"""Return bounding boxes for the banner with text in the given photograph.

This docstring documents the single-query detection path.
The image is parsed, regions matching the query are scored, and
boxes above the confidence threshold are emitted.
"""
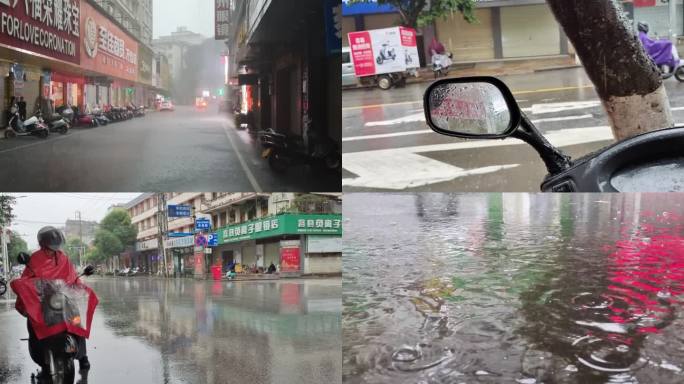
[0,0,81,64]
[217,214,342,244]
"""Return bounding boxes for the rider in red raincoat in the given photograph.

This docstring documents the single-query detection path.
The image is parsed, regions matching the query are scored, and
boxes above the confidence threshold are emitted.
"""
[14,227,93,371]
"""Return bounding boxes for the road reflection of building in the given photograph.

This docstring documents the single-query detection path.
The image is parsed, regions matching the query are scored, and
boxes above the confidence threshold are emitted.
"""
[517,195,684,381]
[94,278,341,383]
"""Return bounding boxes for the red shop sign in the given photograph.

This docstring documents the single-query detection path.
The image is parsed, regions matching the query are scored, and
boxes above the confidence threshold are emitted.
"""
[79,1,137,81]
[51,71,84,85]
[634,0,656,7]
[0,0,81,64]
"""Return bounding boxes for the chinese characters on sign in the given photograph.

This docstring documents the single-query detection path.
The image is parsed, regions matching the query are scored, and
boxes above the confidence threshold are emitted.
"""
[0,0,81,63]
[225,217,280,239]
[215,0,230,40]
[297,218,342,231]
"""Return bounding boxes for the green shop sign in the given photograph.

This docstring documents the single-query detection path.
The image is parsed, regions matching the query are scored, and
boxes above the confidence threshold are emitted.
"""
[217,214,342,244]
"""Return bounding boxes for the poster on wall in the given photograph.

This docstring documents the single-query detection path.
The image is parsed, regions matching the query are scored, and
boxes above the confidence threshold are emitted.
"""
[280,241,301,273]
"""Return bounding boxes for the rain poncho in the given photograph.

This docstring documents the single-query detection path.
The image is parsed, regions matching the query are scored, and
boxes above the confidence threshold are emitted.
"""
[11,249,98,340]
[639,31,677,69]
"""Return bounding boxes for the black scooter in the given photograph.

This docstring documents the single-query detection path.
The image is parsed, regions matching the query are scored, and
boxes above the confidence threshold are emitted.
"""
[36,110,70,135]
[260,129,341,174]
[424,76,684,192]
[0,275,6,296]
[16,252,95,384]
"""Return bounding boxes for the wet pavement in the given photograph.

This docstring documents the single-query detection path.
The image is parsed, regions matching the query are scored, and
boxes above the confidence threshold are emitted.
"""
[0,106,340,192]
[343,193,684,383]
[0,277,341,384]
[342,68,684,191]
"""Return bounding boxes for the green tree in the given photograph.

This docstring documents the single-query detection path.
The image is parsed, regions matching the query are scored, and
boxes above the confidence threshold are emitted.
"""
[65,237,88,265]
[6,231,28,264]
[99,209,137,248]
[92,229,123,262]
[347,0,476,28]
[0,194,17,227]
[89,209,137,264]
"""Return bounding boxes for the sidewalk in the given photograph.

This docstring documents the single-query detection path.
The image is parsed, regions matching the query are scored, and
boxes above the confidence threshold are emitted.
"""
[344,55,581,90]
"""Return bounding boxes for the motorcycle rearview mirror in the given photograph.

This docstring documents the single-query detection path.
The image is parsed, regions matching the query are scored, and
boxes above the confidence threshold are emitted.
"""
[423,76,521,139]
[82,265,95,276]
[17,252,30,265]
[423,76,573,176]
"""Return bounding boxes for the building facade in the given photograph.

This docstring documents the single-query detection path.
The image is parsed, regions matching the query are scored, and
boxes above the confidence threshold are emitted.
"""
[123,192,342,278]
[63,219,98,245]
[92,0,153,44]
[206,193,342,276]
[224,0,341,147]
[342,0,679,68]
[0,0,168,128]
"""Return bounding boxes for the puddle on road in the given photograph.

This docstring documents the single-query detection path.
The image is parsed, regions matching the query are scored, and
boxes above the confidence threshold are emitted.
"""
[343,193,684,384]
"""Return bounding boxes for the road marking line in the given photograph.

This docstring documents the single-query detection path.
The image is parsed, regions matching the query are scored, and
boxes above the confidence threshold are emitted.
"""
[222,122,263,193]
[347,114,594,142]
[343,126,614,189]
[0,130,87,155]
[344,129,432,142]
[342,85,596,111]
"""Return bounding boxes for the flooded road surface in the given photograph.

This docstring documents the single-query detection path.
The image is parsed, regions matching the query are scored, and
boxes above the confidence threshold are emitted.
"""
[0,278,341,384]
[343,194,684,383]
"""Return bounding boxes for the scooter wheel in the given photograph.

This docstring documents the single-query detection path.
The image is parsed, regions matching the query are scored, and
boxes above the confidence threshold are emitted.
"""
[0,281,6,296]
[38,130,49,139]
[268,151,289,173]
[59,127,68,135]
[4,130,16,139]
[675,67,684,82]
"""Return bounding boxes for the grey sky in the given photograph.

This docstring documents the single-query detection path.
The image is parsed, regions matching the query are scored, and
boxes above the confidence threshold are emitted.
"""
[153,0,215,39]
[7,194,140,251]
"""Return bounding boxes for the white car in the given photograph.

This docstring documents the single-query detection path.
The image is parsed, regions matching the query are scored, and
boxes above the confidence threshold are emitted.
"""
[159,100,175,111]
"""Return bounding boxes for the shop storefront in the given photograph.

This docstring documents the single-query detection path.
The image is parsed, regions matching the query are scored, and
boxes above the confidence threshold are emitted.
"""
[164,236,195,277]
[50,72,85,109]
[214,213,343,275]
[135,238,159,273]
[79,0,138,107]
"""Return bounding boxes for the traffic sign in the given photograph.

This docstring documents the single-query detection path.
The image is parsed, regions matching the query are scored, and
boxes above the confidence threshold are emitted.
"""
[168,204,192,217]
[195,218,211,232]
[195,234,208,247]
[168,232,194,238]
[207,233,218,247]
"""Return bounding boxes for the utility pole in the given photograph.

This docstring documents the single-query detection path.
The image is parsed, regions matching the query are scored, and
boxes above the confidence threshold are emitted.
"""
[671,0,679,43]
[157,193,168,277]
[76,210,83,267]
[1,228,8,279]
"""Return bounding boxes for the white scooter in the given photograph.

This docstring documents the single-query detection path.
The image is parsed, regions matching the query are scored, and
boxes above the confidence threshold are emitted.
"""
[432,52,453,79]
[4,105,49,139]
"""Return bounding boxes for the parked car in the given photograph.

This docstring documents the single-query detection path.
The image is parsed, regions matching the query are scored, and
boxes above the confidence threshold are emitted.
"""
[342,46,357,87]
[159,100,175,111]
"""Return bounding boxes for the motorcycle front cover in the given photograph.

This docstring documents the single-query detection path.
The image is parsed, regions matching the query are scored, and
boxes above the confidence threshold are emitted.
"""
[11,277,99,340]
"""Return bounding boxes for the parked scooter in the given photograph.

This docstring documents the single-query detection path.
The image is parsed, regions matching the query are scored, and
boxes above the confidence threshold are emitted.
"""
[424,76,684,192]
[376,42,396,65]
[260,129,342,174]
[4,105,50,139]
[11,252,97,384]
[432,52,453,78]
[36,110,70,135]
[0,275,6,296]
[91,105,110,126]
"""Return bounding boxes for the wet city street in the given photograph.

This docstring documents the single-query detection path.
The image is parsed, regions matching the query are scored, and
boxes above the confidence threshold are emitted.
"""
[0,106,340,192]
[342,68,684,191]
[0,277,341,384]
[343,193,684,383]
